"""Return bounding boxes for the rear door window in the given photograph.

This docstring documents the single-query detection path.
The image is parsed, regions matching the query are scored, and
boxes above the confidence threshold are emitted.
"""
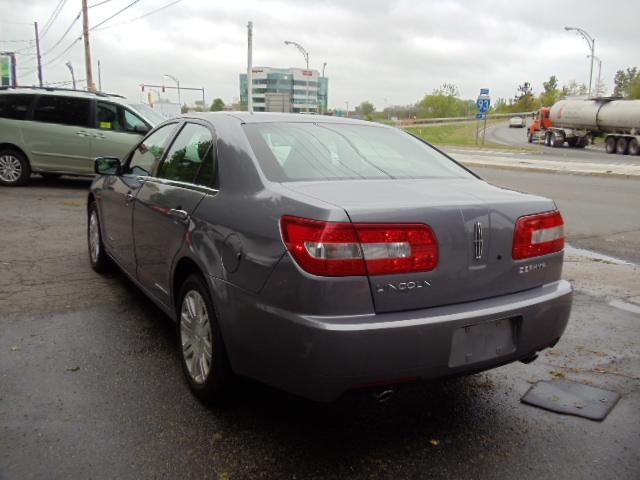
[127,123,177,176]
[33,95,91,127]
[0,94,35,120]
[157,123,216,187]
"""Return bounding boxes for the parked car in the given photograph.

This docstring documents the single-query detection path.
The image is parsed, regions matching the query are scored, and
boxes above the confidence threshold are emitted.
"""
[0,87,161,186]
[509,115,526,128]
[88,112,573,402]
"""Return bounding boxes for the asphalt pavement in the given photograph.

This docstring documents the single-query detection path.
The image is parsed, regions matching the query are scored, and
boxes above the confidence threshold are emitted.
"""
[1,175,639,480]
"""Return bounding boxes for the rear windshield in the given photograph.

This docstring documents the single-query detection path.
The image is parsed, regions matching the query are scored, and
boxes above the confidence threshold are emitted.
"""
[243,123,473,182]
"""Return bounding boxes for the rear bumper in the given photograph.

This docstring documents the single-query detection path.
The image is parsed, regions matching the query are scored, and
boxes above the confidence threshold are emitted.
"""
[217,279,572,402]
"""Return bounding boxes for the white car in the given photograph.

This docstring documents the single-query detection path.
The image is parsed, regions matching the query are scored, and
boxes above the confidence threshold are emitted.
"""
[509,116,526,128]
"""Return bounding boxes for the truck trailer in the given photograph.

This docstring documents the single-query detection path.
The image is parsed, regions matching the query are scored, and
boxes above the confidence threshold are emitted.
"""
[527,98,640,155]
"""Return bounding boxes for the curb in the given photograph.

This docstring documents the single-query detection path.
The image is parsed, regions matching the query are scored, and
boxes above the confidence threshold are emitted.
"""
[458,159,640,179]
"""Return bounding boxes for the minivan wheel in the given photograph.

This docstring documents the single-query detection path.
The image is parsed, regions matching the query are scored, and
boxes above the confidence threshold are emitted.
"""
[177,275,232,402]
[88,202,110,273]
[0,149,30,186]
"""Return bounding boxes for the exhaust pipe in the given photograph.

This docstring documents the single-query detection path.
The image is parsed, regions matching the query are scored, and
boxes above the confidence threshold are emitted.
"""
[373,388,396,403]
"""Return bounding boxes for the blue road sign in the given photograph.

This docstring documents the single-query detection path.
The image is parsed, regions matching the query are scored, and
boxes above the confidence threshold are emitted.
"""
[476,98,490,113]
[480,88,490,95]
[476,113,485,119]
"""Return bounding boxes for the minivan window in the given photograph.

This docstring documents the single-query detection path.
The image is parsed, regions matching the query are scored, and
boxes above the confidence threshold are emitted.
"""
[243,123,473,182]
[0,94,35,120]
[127,123,176,176]
[158,123,215,186]
[97,101,147,133]
[33,95,91,127]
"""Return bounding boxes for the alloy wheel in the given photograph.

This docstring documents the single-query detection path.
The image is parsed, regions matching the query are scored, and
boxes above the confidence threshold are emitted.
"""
[88,210,100,264]
[180,290,213,384]
[0,154,22,183]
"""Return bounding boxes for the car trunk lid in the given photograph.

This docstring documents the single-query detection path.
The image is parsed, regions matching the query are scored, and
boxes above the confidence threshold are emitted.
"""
[284,178,564,313]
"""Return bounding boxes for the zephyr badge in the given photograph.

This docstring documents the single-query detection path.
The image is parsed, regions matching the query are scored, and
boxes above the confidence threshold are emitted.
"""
[473,221,483,260]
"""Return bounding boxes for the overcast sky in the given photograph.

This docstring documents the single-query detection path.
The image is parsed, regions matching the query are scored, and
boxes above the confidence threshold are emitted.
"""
[1,0,638,109]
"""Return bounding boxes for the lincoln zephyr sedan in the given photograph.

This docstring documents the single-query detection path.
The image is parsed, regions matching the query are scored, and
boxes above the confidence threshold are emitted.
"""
[87,112,572,402]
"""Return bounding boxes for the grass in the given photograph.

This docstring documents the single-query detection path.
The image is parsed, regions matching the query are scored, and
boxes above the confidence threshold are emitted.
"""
[405,120,531,151]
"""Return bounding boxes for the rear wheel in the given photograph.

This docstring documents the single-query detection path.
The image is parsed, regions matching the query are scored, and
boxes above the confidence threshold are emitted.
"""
[88,201,111,273]
[566,138,578,148]
[0,148,30,186]
[544,132,551,146]
[605,136,617,154]
[629,138,640,156]
[616,137,629,155]
[177,275,232,403]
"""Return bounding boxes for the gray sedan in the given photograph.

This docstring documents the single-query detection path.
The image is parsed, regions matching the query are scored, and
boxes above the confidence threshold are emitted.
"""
[87,112,572,402]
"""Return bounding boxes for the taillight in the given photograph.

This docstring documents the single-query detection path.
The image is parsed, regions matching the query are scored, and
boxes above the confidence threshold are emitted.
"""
[513,210,564,259]
[280,215,438,277]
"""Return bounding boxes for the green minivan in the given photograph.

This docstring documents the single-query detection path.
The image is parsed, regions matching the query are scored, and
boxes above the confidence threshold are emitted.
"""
[0,87,164,186]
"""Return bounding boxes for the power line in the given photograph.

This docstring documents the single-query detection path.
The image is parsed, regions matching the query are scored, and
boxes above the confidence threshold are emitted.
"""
[41,12,81,57]
[89,0,116,7]
[91,0,142,31]
[94,0,183,31]
[40,0,69,40]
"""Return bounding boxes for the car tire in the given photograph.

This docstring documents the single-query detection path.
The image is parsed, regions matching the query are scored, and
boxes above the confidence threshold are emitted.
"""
[629,138,640,156]
[177,274,232,403]
[0,148,31,186]
[87,201,111,273]
[616,137,629,155]
[605,136,617,154]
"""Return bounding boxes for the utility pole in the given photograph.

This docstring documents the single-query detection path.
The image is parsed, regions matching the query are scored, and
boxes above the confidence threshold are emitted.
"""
[247,21,253,113]
[34,22,43,87]
[81,0,95,91]
[97,59,102,91]
[65,62,76,89]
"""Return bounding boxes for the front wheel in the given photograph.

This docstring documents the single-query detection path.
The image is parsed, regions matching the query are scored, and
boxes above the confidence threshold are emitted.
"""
[178,275,232,403]
[88,202,111,273]
[0,149,31,186]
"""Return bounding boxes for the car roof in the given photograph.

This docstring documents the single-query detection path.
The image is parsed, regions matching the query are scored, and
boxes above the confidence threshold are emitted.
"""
[0,86,128,103]
[181,111,386,127]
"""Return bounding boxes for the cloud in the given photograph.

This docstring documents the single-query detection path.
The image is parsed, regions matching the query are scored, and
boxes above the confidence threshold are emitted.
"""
[2,0,638,109]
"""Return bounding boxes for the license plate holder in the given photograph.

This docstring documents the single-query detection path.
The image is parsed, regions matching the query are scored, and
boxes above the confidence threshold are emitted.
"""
[448,317,517,368]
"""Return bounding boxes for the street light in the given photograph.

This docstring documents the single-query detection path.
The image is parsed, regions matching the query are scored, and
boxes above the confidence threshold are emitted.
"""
[284,40,311,113]
[163,73,181,105]
[564,26,595,97]
[65,61,76,89]
[587,54,603,97]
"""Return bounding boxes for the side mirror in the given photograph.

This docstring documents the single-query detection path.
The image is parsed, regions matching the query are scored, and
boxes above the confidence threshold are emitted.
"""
[134,124,150,135]
[94,156,122,175]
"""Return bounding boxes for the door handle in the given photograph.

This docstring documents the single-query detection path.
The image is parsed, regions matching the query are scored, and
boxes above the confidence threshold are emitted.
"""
[125,192,134,202]
[169,208,189,222]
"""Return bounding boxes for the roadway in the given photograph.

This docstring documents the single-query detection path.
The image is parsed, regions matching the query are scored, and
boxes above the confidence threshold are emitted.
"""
[1,174,639,479]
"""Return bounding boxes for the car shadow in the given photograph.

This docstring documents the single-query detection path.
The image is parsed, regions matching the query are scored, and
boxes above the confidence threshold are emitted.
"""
[26,174,94,190]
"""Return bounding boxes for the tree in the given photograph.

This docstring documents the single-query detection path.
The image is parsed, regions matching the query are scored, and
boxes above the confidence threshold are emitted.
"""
[511,81,539,112]
[613,67,640,97]
[180,104,189,114]
[540,75,559,106]
[357,101,375,119]
[418,83,469,118]
[629,76,640,99]
[210,98,225,111]
[561,80,588,98]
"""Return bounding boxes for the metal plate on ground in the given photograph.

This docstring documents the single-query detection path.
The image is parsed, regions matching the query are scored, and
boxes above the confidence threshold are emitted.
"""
[448,317,516,368]
[521,379,621,421]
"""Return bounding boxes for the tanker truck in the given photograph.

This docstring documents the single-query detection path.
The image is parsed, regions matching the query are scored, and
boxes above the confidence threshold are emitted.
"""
[527,98,640,155]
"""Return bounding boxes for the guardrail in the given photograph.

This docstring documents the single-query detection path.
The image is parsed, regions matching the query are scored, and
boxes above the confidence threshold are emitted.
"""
[399,112,535,126]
